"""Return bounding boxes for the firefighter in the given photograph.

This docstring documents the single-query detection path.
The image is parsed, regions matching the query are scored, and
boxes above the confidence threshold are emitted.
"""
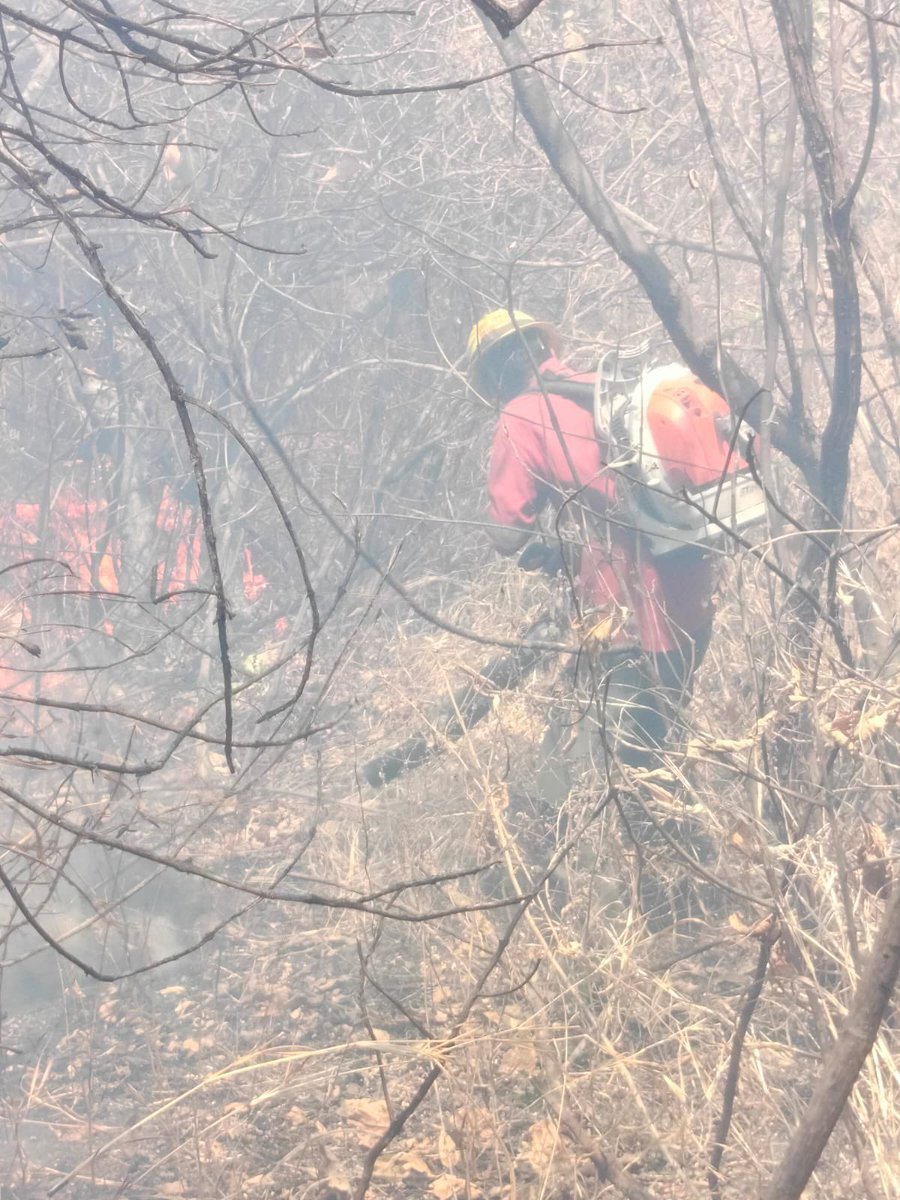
[0,437,278,702]
[0,435,121,705]
[468,309,716,772]
[152,478,287,673]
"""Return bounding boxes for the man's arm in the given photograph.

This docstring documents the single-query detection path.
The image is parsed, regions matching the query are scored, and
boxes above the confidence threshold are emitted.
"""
[488,522,531,555]
[486,401,545,556]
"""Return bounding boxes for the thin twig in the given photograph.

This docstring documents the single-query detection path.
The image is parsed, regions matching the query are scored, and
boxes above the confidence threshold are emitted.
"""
[708,926,777,1195]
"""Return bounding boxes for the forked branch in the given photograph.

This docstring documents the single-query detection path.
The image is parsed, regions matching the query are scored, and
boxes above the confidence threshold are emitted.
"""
[470,0,547,36]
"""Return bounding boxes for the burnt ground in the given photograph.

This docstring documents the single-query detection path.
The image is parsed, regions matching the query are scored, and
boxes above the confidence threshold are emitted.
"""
[0,567,893,1199]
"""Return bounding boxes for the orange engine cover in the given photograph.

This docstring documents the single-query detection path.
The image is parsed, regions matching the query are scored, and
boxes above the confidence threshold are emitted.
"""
[645,376,744,489]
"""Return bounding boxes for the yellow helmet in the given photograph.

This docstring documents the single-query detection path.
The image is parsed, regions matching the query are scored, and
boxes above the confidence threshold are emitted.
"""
[465,309,560,392]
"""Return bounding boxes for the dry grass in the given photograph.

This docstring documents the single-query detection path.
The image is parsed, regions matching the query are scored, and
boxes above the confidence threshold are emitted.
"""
[1,553,900,1200]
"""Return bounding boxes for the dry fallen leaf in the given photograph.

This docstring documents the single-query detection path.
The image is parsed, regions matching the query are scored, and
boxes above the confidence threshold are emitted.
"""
[341,1096,390,1135]
[768,941,799,980]
[374,1150,433,1181]
[856,821,891,897]
[729,818,764,863]
[517,1119,570,1174]
[430,1174,476,1199]
[499,1037,538,1075]
[320,1145,353,1197]
[438,1128,460,1170]
[449,1105,496,1151]
[580,607,629,648]
[728,912,779,943]
[858,708,893,740]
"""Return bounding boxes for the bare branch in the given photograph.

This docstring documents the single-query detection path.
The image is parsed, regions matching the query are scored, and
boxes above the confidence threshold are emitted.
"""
[469,0,547,36]
[762,884,900,1199]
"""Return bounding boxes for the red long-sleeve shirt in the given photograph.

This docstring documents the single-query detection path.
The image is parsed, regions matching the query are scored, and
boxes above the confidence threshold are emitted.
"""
[486,356,715,653]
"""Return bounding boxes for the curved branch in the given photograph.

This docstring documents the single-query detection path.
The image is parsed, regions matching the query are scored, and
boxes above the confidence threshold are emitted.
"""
[770,0,863,519]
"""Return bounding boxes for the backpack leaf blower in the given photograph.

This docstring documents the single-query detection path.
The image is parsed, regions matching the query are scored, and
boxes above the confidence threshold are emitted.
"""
[543,346,767,556]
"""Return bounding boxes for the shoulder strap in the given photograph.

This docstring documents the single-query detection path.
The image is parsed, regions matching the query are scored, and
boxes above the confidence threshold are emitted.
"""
[536,371,594,411]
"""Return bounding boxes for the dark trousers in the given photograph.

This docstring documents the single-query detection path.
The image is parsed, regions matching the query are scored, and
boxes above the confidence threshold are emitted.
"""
[575,622,712,771]
[514,623,712,921]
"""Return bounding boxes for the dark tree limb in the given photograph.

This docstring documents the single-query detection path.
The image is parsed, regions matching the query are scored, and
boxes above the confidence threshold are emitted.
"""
[470,0,546,36]
[762,882,900,1200]
[563,1113,658,1200]
[769,0,863,519]
[838,0,900,29]
[707,924,777,1195]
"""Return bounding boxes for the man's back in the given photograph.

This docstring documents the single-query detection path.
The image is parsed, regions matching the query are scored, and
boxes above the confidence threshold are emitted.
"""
[487,356,715,652]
